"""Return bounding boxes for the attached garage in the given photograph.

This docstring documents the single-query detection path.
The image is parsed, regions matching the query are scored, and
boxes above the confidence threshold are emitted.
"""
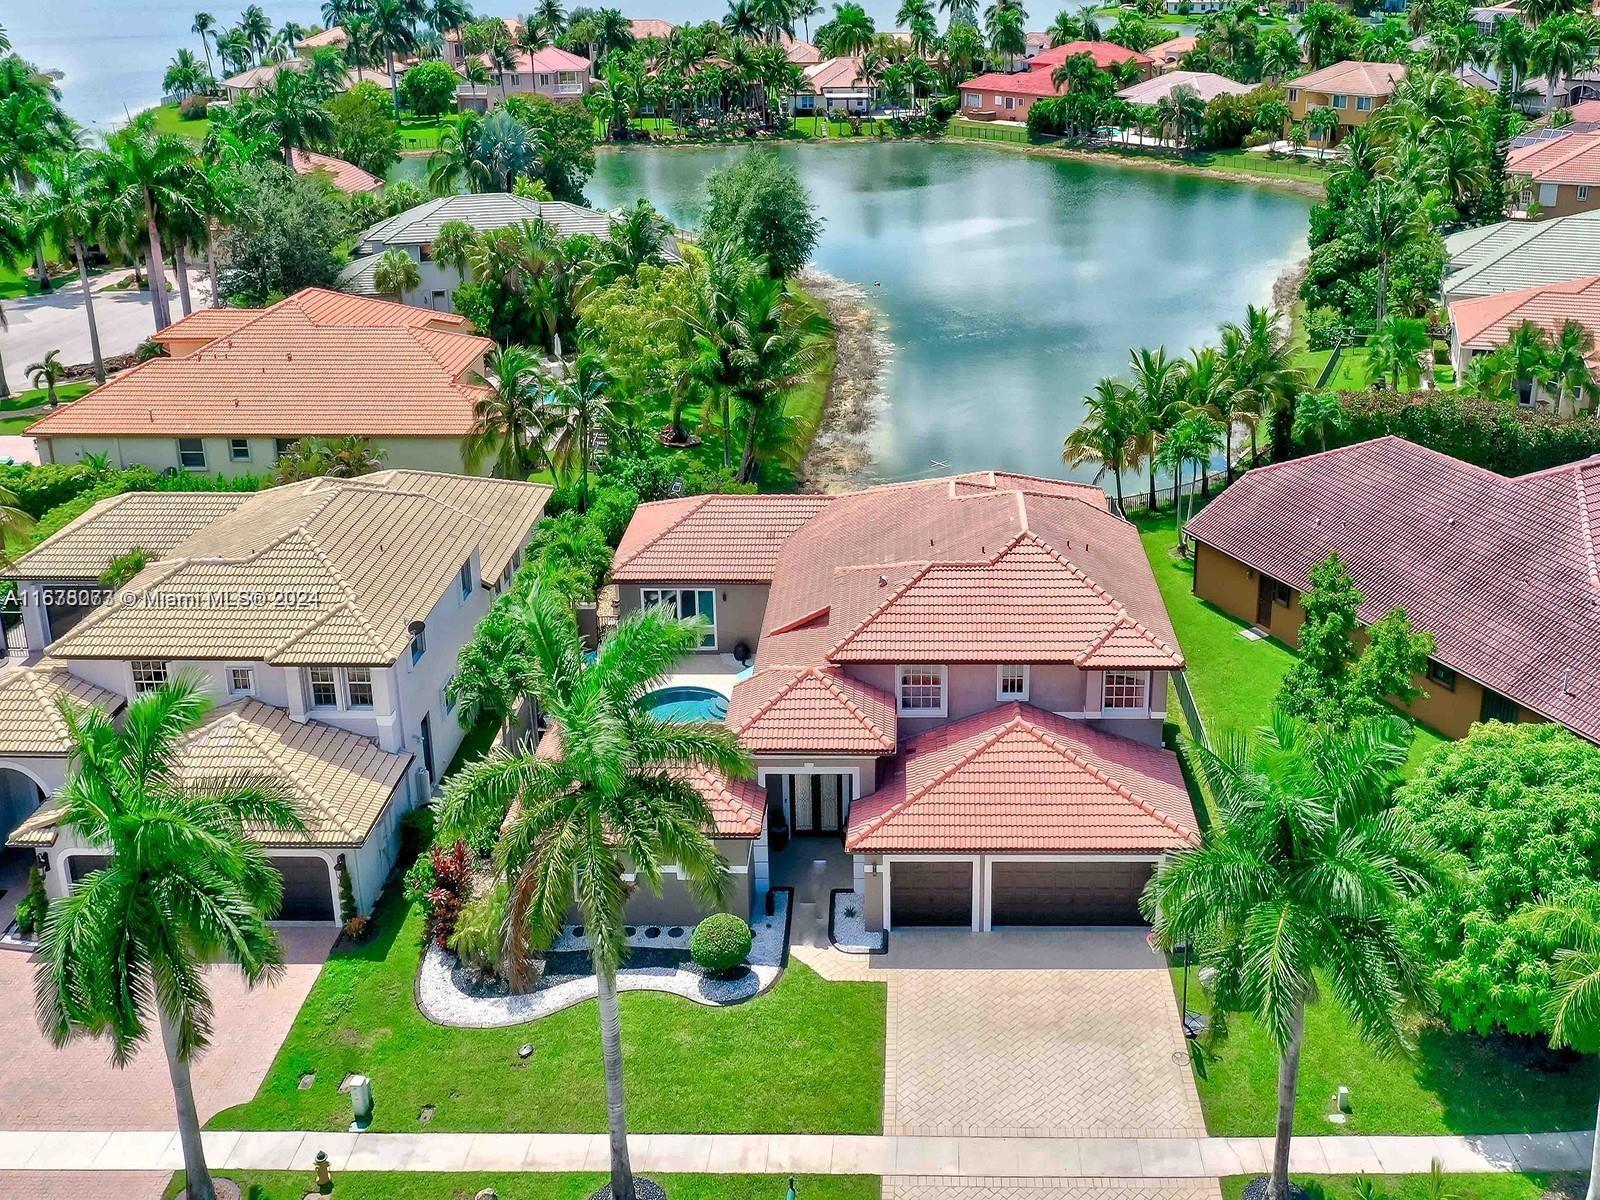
[68,852,335,923]
[888,859,975,927]
[989,859,1153,927]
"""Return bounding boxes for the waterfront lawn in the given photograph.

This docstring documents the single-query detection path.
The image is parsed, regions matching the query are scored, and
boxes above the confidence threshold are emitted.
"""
[1221,1177,1579,1200]
[397,117,447,150]
[149,101,210,141]
[1179,966,1600,1135]
[166,1174,881,1200]
[210,886,886,1135]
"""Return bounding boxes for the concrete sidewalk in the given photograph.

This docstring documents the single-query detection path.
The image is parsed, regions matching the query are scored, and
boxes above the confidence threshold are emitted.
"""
[0,1129,1590,1178]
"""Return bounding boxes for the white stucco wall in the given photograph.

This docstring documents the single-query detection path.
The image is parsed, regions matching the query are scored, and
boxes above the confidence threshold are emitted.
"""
[37,435,475,477]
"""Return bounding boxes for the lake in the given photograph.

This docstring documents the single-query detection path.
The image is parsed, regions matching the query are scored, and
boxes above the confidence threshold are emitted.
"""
[584,142,1311,485]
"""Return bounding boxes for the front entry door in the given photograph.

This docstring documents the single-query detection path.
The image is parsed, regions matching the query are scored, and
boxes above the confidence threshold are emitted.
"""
[787,773,850,835]
[1256,575,1274,625]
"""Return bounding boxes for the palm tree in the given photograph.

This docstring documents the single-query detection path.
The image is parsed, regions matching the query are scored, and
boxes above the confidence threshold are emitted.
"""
[1154,82,1204,147]
[1125,346,1178,510]
[0,481,35,563]
[539,351,619,510]
[37,678,304,1200]
[251,69,334,166]
[1548,319,1599,414]
[593,198,670,285]
[987,5,1027,70]
[1143,712,1439,1200]
[33,153,108,383]
[467,344,547,478]
[372,248,422,300]
[594,8,637,59]
[193,12,219,85]
[370,0,422,110]
[822,2,876,55]
[26,349,67,407]
[273,434,387,481]
[1353,180,1421,328]
[940,0,981,29]
[1064,378,1137,511]
[1365,315,1429,391]
[238,3,274,64]
[728,273,828,484]
[429,113,493,194]
[165,50,210,99]
[1289,388,1346,450]
[438,591,751,1200]
[1175,345,1228,490]
[1220,304,1300,466]
[534,0,568,40]
[102,112,198,332]
[1532,13,1600,114]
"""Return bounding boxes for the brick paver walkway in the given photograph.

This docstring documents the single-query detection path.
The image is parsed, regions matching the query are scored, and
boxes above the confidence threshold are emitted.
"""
[884,968,1206,1138]
[884,1177,1224,1200]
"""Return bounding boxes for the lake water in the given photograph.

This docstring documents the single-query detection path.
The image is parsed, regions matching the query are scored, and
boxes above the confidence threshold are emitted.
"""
[584,142,1311,485]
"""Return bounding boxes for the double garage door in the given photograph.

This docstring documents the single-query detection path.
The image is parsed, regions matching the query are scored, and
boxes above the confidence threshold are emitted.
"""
[68,853,336,923]
[889,859,1153,928]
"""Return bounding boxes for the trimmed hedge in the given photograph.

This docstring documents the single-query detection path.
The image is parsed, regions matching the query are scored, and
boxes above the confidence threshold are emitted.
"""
[690,912,753,975]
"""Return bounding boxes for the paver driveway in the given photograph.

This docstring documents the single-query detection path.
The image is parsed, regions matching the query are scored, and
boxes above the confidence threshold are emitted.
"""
[879,930,1206,1139]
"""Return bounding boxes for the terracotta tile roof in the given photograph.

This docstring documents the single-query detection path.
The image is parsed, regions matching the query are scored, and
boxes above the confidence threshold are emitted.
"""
[1287,59,1407,95]
[1185,436,1600,742]
[1027,40,1153,71]
[151,307,260,347]
[845,703,1198,853]
[289,149,383,194]
[628,17,677,38]
[8,699,412,848]
[801,57,870,93]
[27,288,491,440]
[960,69,1065,97]
[782,37,822,64]
[727,666,897,754]
[295,26,348,49]
[43,471,549,666]
[1449,273,1600,367]
[610,494,834,582]
[1147,35,1196,64]
[8,492,252,580]
[0,666,125,756]
[1509,130,1600,184]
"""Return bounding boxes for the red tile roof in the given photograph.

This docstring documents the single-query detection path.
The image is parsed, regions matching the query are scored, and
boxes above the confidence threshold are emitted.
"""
[1509,129,1600,184]
[289,149,383,194]
[727,665,897,754]
[610,494,835,582]
[1287,59,1406,96]
[845,703,1198,852]
[1185,436,1600,742]
[1028,40,1153,71]
[28,289,490,440]
[1450,273,1600,367]
[960,69,1065,98]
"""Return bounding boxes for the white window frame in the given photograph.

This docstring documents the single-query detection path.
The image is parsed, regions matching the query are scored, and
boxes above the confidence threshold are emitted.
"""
[307,666,339,708]
[177,438,206,470]
[1582,186,1591,201]
[1101,670,1151,715]
[344,667,374,709]
[896,664,948,716]
[410,627,427,664]
[227,665,256,696]
[1286,88,1298,103]
[963,91,979,108]
[228,438,251,462]
[1355,95,1373,111]
[996,664,1030,702]
[130,660,169,694]
[640,586,717,649]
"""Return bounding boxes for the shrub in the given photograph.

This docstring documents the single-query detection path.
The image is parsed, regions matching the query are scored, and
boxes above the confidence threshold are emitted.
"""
[690,912,753,975]
[584,484,642,546]
[99,547,151,589]
[425,839,473,948]
[402,60,459,118]
[398,805,436,870]
[1304,305,1357,351]
[403,851,437,908]
[13,866,48,938]
[337,858,359,925]
[179,94,212,120]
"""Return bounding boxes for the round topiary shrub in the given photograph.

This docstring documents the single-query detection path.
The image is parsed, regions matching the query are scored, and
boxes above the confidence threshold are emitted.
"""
[690,913,753,976]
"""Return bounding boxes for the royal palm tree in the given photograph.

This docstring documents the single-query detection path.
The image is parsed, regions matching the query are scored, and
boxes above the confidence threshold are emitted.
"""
[251,68,334,165]
[1064,378,1137,511]
[594,8,637,58]
[1353,180,1423,327]
[33,153,108,383]
[438,591,751,1200]
[37,678,304,1200]
[821,2,876,55]
[1143,713,1439,1200]
[193,12,220,84]
[987,5,1027,70]
[102,112,197,332]
[370,0,422,110]
[466,344,547,477]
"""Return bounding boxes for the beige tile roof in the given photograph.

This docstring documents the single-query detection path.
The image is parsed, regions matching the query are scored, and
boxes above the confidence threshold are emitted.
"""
[28,288,491,440]
[44,471,550,666]
[8,491,253,580]
[8,698,412,848]
[0,666,125,756]
[1288,60,1407,96]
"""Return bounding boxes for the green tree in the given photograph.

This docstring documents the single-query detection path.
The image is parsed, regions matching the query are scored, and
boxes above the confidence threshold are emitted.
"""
[36,679,304,1200]
[1143,712,1439,1200]
[372,246,421,299]
[702,150,822,280]
[1531,12,1600,115]
[1063,378,1138,511]
[26,348,67,407]
[1290,389,1346,451]
[369,0,421,110]
[1365,315,1430,390]
[246,68,334,166]
[1548,318,1599,413]
[33,152,110,383]
[327,80,402,176]
[403,59,461,116]
[272,435,386,481]
[466,344,548,478]
[437,590,751,1200]
[216,161,348,304]
[102,112,199,331]
[538,351,623,510]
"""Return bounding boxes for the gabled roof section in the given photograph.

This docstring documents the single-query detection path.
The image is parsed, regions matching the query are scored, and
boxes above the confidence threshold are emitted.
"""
[610,494,834,583]
[288,149,383,194]
[1028,40,1153,70]
[1509,129,1600,184]
[1443,210,1600,301]
[357,194,622,247]
[1287,59,1406,95]
[1449,274,1600,366]
[8,491,253,580]
[0,667,125,757]
[845,703,1198,853]
[726,665,897,754]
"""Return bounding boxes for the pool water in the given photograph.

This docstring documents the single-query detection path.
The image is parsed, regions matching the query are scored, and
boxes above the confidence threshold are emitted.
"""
[641,686,730,722]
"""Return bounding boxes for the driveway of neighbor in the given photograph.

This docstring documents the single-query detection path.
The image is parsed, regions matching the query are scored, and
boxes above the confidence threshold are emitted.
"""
[1,270,210,391]
[877,929,1207,1140]
[0,926,332,1130]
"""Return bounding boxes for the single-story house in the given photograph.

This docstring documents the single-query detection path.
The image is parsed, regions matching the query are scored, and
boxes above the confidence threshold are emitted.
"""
[288,148,383,194]
[791,57,874,114]
[1447,272,1600,410]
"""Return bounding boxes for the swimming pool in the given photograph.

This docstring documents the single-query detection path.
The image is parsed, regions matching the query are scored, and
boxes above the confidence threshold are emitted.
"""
[641,686,730,722]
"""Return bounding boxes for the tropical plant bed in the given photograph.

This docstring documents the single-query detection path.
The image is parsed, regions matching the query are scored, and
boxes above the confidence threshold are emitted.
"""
[1175,967,1600,1136]
[416,893,790,1026]
[211,887,886,1134]
[1220,1175,1580,1200]
[165,1172,881,1200]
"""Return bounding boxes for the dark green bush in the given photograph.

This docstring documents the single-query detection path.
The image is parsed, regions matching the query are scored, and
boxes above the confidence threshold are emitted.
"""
[689,912,753,975]
[398,805,437,871]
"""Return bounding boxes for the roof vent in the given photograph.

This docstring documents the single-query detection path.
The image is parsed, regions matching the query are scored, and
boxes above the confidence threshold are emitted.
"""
[878,574,888,587]
[1565,668,1577,696]
[1448,516,1457,525]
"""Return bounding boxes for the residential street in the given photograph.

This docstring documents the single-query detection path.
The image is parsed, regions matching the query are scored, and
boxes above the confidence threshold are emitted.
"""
[0,270,211,392]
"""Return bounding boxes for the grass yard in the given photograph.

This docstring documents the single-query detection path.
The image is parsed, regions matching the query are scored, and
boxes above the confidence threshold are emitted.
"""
[165,1173,880,1200]
[1178,966,1600,1136]
[397,117,448,150]
[1,381,98,414]
[1221,1177,1581,1200]
[148,101,211,141]
[211,887,886,1135]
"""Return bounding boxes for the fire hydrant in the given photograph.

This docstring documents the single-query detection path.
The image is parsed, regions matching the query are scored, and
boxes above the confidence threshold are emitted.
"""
[313,1148,333,1193]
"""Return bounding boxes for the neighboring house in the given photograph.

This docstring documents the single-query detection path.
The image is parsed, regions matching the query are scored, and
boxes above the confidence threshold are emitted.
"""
[294,25,349,52]
[1443,209,1600,302]
[288,148,383,194]
[1447,273,1600,411]
[1,470,550,924]
[960,42,1155,121]
[1284,60,1407,146]
[1472,1,1520,34]
[340,192,681,312]
[628,17,678,40]
[219,58,391,102]
[1165,0,1224,11]
[790,57,874,114]
[1508,130,1600,218]
[609,472,1200,933]
[1117,70,1253,105]
[1185,436,1600,743]
[1025,30,1051,57]
[455,45,592,110]
[1145,35,1196,73]
[27,288,494,476]
[781,35,823,66]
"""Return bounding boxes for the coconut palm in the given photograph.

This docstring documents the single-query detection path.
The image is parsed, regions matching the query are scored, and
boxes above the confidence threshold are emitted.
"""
[238,3,274,63]
[0,481,34,562]
[1548,319,1599,414]
[1064,378,1137,511]
[1154,82,1204,147]
[26,349,67,407]
[1157,409,1222,538]
[534,0,568,39]
[437,591,751,1200]
[164,50,210,99]
[1220,304,1300,466]
[36,678,304,1200]
[372,247,422,300]
[193,12,220,84]
[820,1,876,55]
[726,272,828,484]
[466,344,548,478]
[101,112,198,332]
[1175,344,1229,490]
[31,153,109,383]
[370,0,422,110]
[1533,13,1600,114]
[249,68,334,165]
[987,5,1027,69]
[1290,388,1346,451]
[1124,346,1179,510]
[1142,712,1439,1200]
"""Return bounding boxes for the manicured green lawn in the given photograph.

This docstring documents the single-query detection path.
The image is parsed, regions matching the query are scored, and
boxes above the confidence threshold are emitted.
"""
[166,1173,879,1200]
[1221,1176,1579,1200]
[1200,147,1330,185]
[1178,966,1600,1136]
[397,117,447,150]
[1,381,97,414]
[211,888,886,1135]
[148,101,210,141]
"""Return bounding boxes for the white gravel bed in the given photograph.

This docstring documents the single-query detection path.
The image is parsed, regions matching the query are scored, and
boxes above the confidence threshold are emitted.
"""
[418,892,791,1028]
[831,890,885,953]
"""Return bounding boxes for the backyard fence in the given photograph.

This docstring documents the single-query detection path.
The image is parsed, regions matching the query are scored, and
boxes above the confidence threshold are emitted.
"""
[1171,669,1209,750]
[947,120,1039,145]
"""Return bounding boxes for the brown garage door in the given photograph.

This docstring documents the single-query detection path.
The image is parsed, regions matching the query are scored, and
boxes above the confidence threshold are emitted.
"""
[67,853,335,922]
[891,860,973,927]
[990,860,1153,926]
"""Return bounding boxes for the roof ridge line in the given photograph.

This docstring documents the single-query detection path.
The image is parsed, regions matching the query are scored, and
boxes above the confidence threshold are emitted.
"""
[219,706,366,840]
[285,529,391,653]
[813,669,897,750]
[1019,713,1199,844]
[1576,463,1600,590]
[825,560,938,660]
[611,494,715,573]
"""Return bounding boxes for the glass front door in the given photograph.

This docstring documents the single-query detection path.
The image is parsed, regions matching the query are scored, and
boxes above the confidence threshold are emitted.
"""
[785,773,852,836]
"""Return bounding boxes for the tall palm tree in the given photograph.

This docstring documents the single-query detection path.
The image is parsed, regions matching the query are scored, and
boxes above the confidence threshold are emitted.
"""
[438,591,751,1200]
[1175,345,1228,491]
[238,3,274,64]
[1153,82,1204,147]
[1220,304,1300,467]
[728,273,828,484]
[31,155,106,385]
[1064,378,1137,511]
[1532,13,1599,114]
[165,49,210,99]
[1548,318,1599,414]
[594,8,637,58]
[370,0,422,111]
[101,112,197,332]
[1124,346,1178,510]
[193,12,219,85]
[534,0,568,40]
[37,679,304,1200]
[822,1,876,55]
[429,112,493,194]
[539,351,618,510]
[987,5,1027,70]
[467,344,547,478]
[1143,712,1439,1200]
[250,69,334,166]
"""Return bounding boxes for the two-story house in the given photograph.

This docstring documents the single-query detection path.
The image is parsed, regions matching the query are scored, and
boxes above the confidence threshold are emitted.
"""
[1507,130,1600,218]
[27,289,495,478]
[0,470,550,925]
[445,24,591,108]
[608,472,1200,934]
[1447,273,1600,412]
[1284,60,1407,147]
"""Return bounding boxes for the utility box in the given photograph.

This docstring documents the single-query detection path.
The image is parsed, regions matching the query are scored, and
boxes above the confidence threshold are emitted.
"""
[349,1075,374,1131]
